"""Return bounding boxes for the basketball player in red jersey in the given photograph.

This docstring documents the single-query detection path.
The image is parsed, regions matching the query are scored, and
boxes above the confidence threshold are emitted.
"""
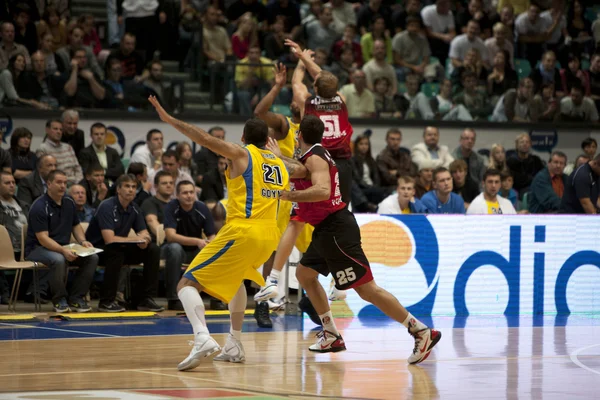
[267,115,441,364]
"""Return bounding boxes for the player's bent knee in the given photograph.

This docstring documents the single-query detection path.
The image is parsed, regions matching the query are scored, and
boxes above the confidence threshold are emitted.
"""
[354,281,378,302]
[177,276,202,293]
[295,264,318,285]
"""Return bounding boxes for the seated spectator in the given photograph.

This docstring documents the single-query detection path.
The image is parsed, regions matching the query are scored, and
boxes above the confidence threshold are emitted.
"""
[507,132,544,198]
[582,137,598,160]
[421,0,456,67]
[361,15,393,64]
[529,151,567,214]
[451,48,488,91]
[560,153,600,214]
[78,14,101,56]
[143,61,178,111]
[200,156,227,207]
[377,176,428,214]
[356,0,393,35]
[25,170,98,313]
[485,23,514,67]
[36,6,68,52]
[0,54,49,108]
[37,119,83,186]
[535,82,560,121]
[61,110,85,156]
[38,33,60,77]
[117,0,159,61]
[560,54,590,96]
[351,135,386,213]
[557,83,599,122]
[69,184,94,223]
[103,57,149,109]
[392,16,432,83]
[430,78,474,121]
[456,0,492,39]
[488,143,509,172]
[451,128,486,185]
[176,142,200,185]
[193,127,224,183]
[130,129,164,172]
[203,6,233,64]
[56,25,103,77]
[530,50,563,97]
[329,0,357,36]
[0,172,28,261]
[499,171,518,207]
[453,71,493,120]
[232,13,259,60]
[414,160,435,198]
[9,127,37,183]
[329,45,357,88]
[493,5,516,43]
[492,77,542,122]
[411,125,454,169]
[0,21,31,70]
[16,154,57,207]
[497,0,529,16]
[364,39,397,95]
[564,154,591,176]
[13,4,38,55]
[266,0,302,37]
[339,69,376,118]
[305,6,338,53]
[450,159,480,208]
[566,0,593,58]
[141,171,174,243]
[85,174,163,313]
[61,47,106,108]
[332,25,363,67]
[467,169,517,214]
[392,0,423,34]
[79,164,109,209]
[148,150,194,199]
[227,0,268,26]
[539,0,567,60]
[78,122,124,183]
[107,33,145,81]
[313,48,331,71]
[234,46,274,115]
[514,4,554,68]
[301,0,322,27]
[163,181,216,310]
[373,77,402,118]
[589,54,600,112]
[16,51,62,109]
[487,50,518,102]
[421,166,466,213]
[264,16,287,61]
[376,129,418,191]
[396,74,435,120]
[127,162,152,206]
[449,20,490,74]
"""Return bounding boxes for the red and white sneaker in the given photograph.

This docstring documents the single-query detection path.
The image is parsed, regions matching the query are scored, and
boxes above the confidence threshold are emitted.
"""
[407,328,442,364]
[308,330,347,353]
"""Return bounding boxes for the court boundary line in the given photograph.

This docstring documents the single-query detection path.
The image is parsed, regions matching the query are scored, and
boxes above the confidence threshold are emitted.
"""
[570,343,600,375]
[0,322,121,338]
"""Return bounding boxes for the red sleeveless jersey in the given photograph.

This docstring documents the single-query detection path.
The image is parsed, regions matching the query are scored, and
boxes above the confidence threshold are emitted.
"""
[292,144,346,226]
[304,95,353,159]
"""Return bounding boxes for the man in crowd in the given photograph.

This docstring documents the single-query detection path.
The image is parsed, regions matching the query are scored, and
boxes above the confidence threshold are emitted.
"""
[451,128,486,185]
[377,176,427,214]
[450,159,480,208]
[411,126,454,170]
[79,164,109,208]
[127,162,152,206]
[69,184,94,223]
[467,169,517,214]
[421,167,466,213]
[61,110,85,155]
[130,129,164,172]
[529,151,568,214]
[78,122,124,182]
[25,170,98,313]
[148,150,194,198]
[506,133,544,198]
[0,172,29,261]
[16,155,57,206]
[200,156,227,208]
[141,171,174,244]
[37,119,83,186]
[376,128,418,191]
[560,153,600,214]
[193,127,225,185]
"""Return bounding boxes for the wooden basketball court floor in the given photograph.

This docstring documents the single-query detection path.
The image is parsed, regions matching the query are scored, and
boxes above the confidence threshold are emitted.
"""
[1,309,599,400]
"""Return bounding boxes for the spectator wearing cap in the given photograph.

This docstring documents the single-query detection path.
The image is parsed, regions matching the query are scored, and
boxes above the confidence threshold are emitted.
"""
[411,126,454,170]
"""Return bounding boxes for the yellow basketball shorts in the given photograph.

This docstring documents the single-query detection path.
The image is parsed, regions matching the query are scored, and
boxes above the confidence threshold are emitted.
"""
[183,219,280,303]
[278,200,314,254]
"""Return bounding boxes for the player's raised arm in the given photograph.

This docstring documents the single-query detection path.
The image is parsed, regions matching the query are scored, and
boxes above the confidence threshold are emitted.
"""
[281,155,330,202]
[254,63,289,140]
[292,59,311,116]
[149,96,246,161]
[285,39,322,80]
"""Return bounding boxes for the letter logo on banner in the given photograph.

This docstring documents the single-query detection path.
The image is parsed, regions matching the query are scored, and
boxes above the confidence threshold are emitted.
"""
[0,111,13,144]
[555,250,600,314]
[106,126,126,158]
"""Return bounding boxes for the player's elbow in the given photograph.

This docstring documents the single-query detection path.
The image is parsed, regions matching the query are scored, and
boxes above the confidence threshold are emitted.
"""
[317,186,331,201]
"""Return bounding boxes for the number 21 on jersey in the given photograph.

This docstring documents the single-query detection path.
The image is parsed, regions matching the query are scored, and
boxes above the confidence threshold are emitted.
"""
[320,115,341,138]
[262,164,283,186]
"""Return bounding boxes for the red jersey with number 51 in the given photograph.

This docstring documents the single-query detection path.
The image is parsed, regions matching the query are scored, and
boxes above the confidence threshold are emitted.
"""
[304,95,353,159]
[292,144,346,226]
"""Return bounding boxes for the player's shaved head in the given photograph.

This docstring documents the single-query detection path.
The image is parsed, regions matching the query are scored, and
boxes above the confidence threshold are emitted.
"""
[299,115,324,145]
[314,71,338,99]
[242,117,269,148]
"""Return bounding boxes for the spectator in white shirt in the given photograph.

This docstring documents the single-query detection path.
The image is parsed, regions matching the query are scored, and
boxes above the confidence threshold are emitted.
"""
[421,0,456,66]
[411,125,454,169]
[377,175,428,214]
[539,0,567,56]
[130,129,164,172]
[363,39,398,95]
[449,19,490,73]
[330,0,356,35]
[514,3,559,68]
[467,168,517,214]
[557,83,600,123]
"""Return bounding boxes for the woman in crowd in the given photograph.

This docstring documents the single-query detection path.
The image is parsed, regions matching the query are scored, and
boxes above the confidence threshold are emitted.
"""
[430,79,473,121]
[560,53,591,96]
[9,127,37,183]
[451,48,488,91]
[38,32,59,76]
[36,6,67,52]
[0,55,49,109]
[350,135,386,213]
[360,14,392,64]
[176,142,200,185]
[487,50,518,104]
[231,13,258,60]
[488,143,509,172]
[373,77,402,118]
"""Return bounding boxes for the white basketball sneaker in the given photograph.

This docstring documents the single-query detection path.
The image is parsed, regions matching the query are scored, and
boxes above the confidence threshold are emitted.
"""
[253,277,279,302]
[328,285,347,301]
[177,332,221,371]
[214,334,246,363]
[407,328,442,364]
[308,330,347,353]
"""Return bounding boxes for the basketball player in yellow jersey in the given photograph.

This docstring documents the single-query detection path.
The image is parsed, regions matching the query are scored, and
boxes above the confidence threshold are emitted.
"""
[149,96,289,371]
[253,63,314,326]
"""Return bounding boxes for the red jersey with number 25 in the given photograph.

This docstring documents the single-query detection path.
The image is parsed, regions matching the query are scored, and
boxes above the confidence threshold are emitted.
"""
[292,144,346,226]
[304,95,353,159]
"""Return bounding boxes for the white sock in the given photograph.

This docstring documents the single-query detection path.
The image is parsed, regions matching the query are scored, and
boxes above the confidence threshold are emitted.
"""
[230,328,242,341]
[401,313,427,333]
[178,286,209,336]
[268,270,281,283]
[319,311,339,335]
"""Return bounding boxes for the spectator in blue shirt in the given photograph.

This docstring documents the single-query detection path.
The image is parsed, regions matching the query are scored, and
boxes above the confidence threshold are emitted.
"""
[421,167,466,214]
[560,154,600,214]
[163,181,217,310]
[86,174,163,313]
[25,170,98,313]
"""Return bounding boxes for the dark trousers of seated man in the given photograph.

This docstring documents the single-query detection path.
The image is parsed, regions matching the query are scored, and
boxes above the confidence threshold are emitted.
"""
[161,242,197,301]
[99,242,160,305]
[26,246,98,304]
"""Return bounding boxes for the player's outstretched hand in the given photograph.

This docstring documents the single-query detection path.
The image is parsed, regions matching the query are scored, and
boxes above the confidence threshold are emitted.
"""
[149,95,171,123]
[274,63,287,87]
[284,39,302,54]
[266,137,283,158]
